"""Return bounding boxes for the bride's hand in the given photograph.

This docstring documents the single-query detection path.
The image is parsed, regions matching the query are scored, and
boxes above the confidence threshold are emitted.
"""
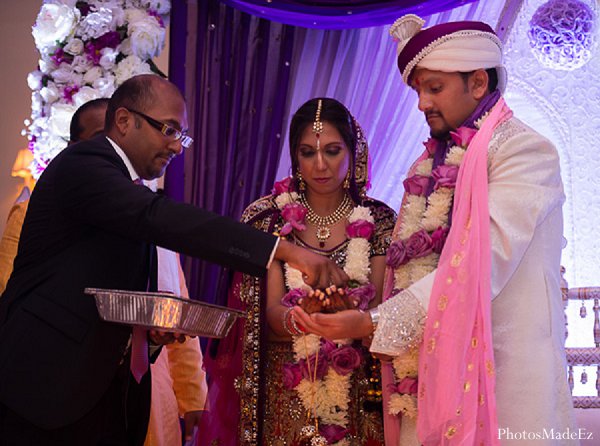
[291,306,374,340]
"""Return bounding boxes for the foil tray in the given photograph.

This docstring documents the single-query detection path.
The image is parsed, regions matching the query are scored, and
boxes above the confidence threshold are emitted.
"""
[85,288,244,338]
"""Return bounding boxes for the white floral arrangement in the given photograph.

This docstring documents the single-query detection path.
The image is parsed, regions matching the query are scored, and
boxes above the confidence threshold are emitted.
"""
[25,0,170,178]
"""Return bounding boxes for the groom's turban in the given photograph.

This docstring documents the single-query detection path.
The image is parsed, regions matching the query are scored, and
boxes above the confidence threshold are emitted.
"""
[390,15,506,92]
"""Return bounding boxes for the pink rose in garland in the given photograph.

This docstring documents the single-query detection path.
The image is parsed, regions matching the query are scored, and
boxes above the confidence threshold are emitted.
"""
[386,240,408,268]
[394,377,418,396]
[403,174,430,196]
[320,424,349,444]
[280,203,307,236]
[346,283,376,311]
[346,219,375,239]
[432,164,459,190]
[423,137,438,155]
[450,126,477,148]
[272,176,295,195]
[282,363,302,390]
[300,354,329,380]
[281,288,308,307]
[431,226,450,254]
[405,229,433,259]
[330,345,362,376]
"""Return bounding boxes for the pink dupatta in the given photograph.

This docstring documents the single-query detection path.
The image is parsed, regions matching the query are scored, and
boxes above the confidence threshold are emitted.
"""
[417,98,512,445]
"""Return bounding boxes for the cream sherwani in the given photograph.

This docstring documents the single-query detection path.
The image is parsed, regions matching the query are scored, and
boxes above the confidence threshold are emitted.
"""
[372,117,577,445]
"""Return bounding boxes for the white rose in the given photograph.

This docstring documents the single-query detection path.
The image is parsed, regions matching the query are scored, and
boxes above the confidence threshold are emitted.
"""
[119,38,133,56]
[77,7,115,40]
[109,7,126,28]
[99,47,119,70]
[83,66,103,85]
[125,8,147,25]
[73,86,102,108]
[31,92,44,114]
[32,4,80,51]
[27,71,43,90]
[94,74,117,96]
[63,38,84,56]
[51,64,76,84]
[114,55,152,85]
[40,82,61,104]
[139,0,171,15]
[71,55,94,74]
[49,103,77,139]
[39,56,57,74]
[128,16,165,60]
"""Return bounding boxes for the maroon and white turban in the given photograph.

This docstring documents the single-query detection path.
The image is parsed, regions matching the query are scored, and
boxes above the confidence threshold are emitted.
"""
[390,14,506,92]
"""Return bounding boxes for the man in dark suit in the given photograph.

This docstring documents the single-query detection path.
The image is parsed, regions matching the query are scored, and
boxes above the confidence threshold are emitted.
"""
[0,74,346,445]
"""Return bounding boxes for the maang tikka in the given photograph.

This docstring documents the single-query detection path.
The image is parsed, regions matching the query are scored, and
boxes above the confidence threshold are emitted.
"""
[312,99,324,150]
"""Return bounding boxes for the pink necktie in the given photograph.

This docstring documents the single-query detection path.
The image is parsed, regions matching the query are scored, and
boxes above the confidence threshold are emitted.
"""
[130,176,149,383]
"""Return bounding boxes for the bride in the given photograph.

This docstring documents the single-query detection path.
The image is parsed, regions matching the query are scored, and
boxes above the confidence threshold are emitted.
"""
[200,98,396,446]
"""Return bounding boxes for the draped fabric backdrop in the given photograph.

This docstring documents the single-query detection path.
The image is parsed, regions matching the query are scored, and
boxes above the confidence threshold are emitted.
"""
[167,0,508,304]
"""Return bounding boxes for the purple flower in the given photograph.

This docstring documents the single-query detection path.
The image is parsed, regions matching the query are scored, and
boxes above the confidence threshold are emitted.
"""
[431,226,449,254]
[62,85,80,104]
[147,10,165,27]
[346,283,376,311]
[346,219,375,239]
[396,377,418,396]
[423,137,438,155]
[281,288,308,307]
[272,177,294,195]
[405,229,433,260]
[320,339,337,357]
[319,424,349,443]
[281,203,307,234]
[50,48,69,65]
[94,31,121,50]
[403,175,430,196]
[386,240,408,268]
[450,127,477,147]
[300,354,329,380]
[282,362,302,390]
[431,164,459,190]
[330,345,362,376]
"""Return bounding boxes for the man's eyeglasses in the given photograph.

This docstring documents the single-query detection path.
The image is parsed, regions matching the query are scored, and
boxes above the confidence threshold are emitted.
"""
[125,107,193,149]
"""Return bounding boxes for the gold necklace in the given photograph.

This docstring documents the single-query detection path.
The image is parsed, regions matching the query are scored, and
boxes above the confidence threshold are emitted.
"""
[298,193,353,247]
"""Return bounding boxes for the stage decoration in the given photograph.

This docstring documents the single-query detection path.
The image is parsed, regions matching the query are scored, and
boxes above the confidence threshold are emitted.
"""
[528,0,596,71]
[272,176,375,445]
[24,0,170,178]
[385,125,477,418]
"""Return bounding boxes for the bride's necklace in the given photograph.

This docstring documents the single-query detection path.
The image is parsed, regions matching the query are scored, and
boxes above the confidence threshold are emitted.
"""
[298,193,353,247]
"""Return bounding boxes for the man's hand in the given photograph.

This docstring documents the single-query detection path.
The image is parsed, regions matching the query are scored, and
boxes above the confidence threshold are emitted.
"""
[275,240,349,289]
[148,329,186,345]
[291,306,373,340]
[182,410,204,443]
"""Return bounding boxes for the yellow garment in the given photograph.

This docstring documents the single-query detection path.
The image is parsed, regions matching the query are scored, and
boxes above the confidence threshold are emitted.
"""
[0,200,28,294]
[145,249,207,446]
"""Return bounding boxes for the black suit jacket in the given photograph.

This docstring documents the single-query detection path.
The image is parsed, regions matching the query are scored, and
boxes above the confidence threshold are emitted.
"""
[0,136,276,429]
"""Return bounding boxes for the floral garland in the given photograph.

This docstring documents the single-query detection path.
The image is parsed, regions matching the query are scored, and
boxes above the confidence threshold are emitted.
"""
[25,0,170,178]
[272,176,376,446]
[385,126,478,419]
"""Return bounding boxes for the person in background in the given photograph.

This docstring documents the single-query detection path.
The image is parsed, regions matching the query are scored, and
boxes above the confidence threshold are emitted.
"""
[0,98,109,294]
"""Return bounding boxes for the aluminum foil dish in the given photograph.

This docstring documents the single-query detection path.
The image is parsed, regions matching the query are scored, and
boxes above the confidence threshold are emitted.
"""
[85,288,244,338]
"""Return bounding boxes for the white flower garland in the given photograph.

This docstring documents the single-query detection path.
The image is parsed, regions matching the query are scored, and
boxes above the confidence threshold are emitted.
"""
[277,194,374,445]
[393,146,466,291]
[389,142,467,419]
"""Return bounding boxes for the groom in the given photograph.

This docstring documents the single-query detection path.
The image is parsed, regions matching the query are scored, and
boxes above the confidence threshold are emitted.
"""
[294,15,576,445]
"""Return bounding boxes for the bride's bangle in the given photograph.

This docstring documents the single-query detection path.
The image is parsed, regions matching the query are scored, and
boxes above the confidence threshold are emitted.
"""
[283,307,303,336]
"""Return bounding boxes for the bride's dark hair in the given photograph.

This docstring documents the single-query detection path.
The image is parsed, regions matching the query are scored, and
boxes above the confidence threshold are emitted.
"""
[289,97,361,202]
